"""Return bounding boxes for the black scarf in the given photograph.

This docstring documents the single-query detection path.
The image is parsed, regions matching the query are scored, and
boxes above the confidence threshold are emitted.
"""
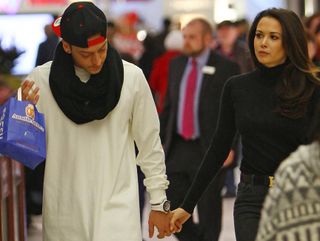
[49,42,123,124]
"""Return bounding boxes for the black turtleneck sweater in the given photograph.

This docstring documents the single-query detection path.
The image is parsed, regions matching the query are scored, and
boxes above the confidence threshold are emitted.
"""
[181,63,320,213]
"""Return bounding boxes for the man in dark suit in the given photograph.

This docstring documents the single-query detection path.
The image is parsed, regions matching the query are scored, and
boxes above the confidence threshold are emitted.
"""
[35,24,59,66]
[160,18,240,241]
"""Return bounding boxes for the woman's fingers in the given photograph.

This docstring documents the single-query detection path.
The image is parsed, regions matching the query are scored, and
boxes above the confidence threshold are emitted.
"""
[170,208,190,233]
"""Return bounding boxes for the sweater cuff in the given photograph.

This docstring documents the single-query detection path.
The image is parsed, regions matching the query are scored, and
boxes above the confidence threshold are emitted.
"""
[180,200,196,214]
[148,189,167,205]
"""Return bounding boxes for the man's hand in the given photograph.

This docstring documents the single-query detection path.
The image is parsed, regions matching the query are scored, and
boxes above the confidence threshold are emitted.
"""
[169,208,191,233]
[148,210,172,239]
[223,149,235,168]
[21,80,40,105]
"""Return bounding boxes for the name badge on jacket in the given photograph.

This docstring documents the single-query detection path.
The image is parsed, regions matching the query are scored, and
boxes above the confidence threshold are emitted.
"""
[202,66,216,75]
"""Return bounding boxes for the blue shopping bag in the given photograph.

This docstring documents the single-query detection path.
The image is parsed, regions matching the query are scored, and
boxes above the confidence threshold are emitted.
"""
[0,96,46,169]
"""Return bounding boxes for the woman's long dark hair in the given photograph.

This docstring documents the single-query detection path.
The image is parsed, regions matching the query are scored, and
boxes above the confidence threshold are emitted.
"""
[248,8,320,119]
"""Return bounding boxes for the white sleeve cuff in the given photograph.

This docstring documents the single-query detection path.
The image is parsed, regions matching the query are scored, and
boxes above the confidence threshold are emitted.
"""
[148,189,167,205]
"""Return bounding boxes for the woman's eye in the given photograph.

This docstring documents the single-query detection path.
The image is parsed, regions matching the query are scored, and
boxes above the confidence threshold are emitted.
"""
[255,33,263,38]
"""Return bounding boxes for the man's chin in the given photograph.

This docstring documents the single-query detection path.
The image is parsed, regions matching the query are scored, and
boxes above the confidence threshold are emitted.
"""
[88,67,102,74]
[183,49,198,57]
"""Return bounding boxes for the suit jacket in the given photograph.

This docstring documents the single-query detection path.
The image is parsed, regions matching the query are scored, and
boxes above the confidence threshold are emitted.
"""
[160,50,240,161]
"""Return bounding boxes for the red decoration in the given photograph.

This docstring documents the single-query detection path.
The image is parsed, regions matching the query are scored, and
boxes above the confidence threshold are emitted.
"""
[28,0,67,5]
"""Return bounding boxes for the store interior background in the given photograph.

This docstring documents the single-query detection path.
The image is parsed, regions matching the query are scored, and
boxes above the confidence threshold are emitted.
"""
[0,0,319,241]
[0,0,319,79]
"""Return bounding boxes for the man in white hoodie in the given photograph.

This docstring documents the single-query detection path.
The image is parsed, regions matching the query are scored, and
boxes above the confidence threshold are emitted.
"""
[21,2,172,240]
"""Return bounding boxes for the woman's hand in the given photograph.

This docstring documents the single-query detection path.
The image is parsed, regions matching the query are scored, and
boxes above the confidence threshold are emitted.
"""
[21,80,40,105]
[169,208,191,233]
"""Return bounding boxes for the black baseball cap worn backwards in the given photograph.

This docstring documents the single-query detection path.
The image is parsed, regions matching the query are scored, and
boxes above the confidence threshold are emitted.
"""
[52,1,107,48]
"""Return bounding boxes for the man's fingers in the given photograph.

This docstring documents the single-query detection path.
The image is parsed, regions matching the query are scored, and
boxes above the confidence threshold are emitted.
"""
[157,230,165,239]
[176,225,182,233]
[22,80,29,88]
[170,220,182,233]
[33,87,40,95]
[170,217,178,231]
[21,80,39,104]
[29,87,40,104]
[34,95,40,105]
[148,222,154,238]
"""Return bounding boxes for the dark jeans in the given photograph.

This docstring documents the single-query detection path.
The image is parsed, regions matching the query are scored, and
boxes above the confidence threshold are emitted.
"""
[234,182,269,241]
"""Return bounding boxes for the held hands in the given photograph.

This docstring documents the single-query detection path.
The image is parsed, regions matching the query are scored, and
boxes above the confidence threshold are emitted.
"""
[148,208,191,238]
[21,80,40,105]
[148,210,172,239]
[169,208,191,233]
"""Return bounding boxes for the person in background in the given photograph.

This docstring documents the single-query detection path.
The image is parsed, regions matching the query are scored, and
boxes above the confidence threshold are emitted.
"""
[138,34,162,80]
[35,23,59,67]
[305,30,319,66]
[106,20,117,46]
[255,103,320,241]
[304,12,320,37]
[149,30,183,113]
[314,23,320,63]
[153,17,173,55]
[112,12,143,61]
[161,18,240,241]
[170,8,320,241]
[216,20,254,74]
[305,13,320,62]
[20,2,172,240]
[234,18,250,42]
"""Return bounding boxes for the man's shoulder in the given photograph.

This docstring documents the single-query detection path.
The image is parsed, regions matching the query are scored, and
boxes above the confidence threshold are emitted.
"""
[122,60,142,73]
[209,51,236,66]
[170,55,188,65]
[29,61,52,78]
[34,61,52,72]
[122,60,146,87]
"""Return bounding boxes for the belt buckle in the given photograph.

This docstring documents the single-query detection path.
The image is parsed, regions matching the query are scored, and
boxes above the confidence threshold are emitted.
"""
[269,176,274,188]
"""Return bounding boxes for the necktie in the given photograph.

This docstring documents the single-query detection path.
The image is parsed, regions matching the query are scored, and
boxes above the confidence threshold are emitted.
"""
[182,58,197,140]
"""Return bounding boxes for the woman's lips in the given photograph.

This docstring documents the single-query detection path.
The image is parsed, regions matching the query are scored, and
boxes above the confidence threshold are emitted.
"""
[257,51,269,56]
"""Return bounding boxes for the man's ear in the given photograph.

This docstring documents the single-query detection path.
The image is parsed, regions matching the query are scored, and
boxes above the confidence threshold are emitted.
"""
[62,40,72,54]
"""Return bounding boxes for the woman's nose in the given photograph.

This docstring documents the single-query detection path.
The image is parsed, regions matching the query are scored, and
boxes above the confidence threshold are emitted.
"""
[261,37,268,47]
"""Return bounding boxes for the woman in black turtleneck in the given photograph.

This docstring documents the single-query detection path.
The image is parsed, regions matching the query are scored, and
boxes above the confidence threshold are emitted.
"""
[170,8,320,241]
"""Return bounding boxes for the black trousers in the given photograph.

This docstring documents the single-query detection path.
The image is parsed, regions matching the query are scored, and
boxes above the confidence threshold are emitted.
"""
[166,134,226,241]
[234,182,269,241]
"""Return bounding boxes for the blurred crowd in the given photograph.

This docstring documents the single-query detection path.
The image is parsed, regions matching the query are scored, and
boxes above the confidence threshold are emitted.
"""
[0,8,320,241]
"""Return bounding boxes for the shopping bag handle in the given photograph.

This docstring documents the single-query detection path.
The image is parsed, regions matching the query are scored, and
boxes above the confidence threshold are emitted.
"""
[17,87,22,101]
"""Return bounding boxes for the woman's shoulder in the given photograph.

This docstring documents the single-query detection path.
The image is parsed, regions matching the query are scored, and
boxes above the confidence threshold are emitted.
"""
[226,69,258,87]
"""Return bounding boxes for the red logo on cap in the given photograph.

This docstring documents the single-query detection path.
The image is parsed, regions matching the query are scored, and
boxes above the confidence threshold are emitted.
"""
[52,16,62,37]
